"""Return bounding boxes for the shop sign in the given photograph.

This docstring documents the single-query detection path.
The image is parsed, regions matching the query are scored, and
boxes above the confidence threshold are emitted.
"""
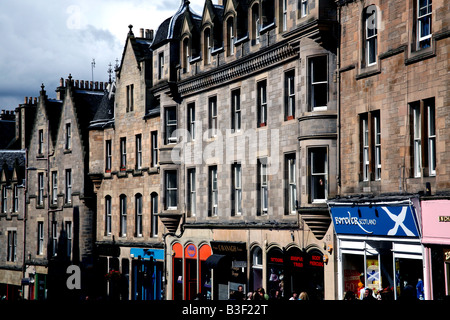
[309,254,324,267]
[186,244,197,258]
[130,248,164,261]
[290,255,304,268]
[330,205,420,237]
[211,241,246,254]
[439,216,450,222]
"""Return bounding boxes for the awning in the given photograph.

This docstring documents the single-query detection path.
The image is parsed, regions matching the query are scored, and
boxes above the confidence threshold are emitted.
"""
[205,254,230,269]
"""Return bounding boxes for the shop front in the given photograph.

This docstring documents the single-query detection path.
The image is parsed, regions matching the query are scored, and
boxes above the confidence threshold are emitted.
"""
[130,248,164,300]
[421,199,450,300]
[329,198,424,300]
[266,246,324,300]
[206,241,247,300]
[171,242,212,300]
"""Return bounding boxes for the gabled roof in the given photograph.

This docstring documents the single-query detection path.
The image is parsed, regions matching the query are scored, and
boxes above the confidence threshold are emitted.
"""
[0,150,25,184]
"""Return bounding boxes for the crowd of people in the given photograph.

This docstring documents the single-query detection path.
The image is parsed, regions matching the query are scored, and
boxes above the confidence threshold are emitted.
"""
[229,286,309,301]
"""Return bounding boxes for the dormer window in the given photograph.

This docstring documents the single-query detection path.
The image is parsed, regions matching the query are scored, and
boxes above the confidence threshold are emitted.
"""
[183,38,190,73]
[251,4,261,45]
[227,17,235,56]
[204,28,212,65]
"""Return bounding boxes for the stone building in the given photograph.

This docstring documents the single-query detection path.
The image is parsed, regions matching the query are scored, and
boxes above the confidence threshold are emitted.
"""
[22,78,107,300]
[329,0,449,300]
[0,150,25,300]
[88,27,163,300]
[152,0,338,300]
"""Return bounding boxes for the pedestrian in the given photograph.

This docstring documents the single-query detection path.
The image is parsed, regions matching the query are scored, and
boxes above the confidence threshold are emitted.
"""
[299,292,309,300]
[362,288,377,301]
[247,291,253,300]
[289,292,299,300]
[343,291,356,300]
[254,287,266,300]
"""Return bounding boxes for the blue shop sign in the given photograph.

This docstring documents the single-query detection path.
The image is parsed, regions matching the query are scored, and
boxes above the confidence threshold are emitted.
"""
[130,248,164,261]
[330,205,420,237]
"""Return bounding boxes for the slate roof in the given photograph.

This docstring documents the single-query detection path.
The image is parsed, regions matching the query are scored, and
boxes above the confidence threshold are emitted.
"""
[0,150,25,183]
[152,0,202,48]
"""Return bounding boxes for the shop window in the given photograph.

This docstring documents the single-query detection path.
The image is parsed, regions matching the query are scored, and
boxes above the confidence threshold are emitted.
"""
[309,147,327,203]
[251,247,263,292]
[267,248,284,297]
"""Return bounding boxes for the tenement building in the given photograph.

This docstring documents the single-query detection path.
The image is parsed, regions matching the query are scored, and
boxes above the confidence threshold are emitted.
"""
[22,78,107,300]
[0,150,25,300]
[152,0,338,300]
[329,0,449,300]
[88,27,163,300]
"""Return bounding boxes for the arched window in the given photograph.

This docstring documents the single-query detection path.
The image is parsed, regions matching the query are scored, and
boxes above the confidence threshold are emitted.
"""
[363,5,378,66]
[135,194,143,237]
[120,194,127,236]
[105,195,112,235]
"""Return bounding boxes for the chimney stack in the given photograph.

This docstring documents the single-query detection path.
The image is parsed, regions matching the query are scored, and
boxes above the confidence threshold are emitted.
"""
[145,29,154,40]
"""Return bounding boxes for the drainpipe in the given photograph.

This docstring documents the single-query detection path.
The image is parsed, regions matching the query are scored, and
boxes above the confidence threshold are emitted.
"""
[22,148,28,298]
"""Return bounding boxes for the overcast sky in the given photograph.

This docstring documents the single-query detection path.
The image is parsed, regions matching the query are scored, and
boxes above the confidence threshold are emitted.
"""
[0,0,205,110]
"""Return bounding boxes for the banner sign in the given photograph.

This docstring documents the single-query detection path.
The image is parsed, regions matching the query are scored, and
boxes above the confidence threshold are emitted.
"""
[330,205,419,237]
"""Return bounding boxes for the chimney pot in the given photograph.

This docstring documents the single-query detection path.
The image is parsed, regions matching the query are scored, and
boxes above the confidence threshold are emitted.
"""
[140,28,144,38]
[24,97,28,104]
[75,80,79,88]
[145,29,154,40]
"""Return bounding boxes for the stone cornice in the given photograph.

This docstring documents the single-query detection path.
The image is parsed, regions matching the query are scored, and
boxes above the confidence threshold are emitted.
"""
[177,41,299,96]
